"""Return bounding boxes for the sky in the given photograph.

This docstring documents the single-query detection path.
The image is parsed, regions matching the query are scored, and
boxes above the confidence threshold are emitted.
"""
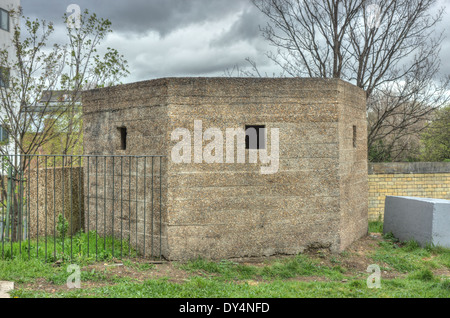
[18,0,450,85]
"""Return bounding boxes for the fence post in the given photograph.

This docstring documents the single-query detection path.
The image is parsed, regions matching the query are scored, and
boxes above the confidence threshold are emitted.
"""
[5,166,12,242]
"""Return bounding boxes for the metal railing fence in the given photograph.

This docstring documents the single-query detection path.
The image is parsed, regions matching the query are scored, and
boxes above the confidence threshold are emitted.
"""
[0,154,164,262]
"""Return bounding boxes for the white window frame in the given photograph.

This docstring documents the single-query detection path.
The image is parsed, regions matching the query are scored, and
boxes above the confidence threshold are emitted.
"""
[0,8,9,32]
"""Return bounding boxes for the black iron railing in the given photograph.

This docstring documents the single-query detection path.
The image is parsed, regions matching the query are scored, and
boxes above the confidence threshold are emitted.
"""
[0,154,164,262]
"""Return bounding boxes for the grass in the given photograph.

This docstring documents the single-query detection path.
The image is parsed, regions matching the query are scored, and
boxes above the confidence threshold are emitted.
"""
[368,219,384,233]
[179,255,346,281]
[1,221,450,298]
[1,231,138,262]
[10,275,450,298]
[0,231,140,286]
[0,258,130,286]
[370,232,450,274]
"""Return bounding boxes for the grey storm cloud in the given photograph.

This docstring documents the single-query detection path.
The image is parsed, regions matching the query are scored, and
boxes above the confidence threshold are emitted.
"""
[18,0,450,82]
[211,7,265,47]
[18,0,275,81]
[20,0,255,36]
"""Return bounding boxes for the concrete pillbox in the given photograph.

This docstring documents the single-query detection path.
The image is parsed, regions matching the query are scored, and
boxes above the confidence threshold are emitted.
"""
[383,196,450,248]
[82,77,369,260]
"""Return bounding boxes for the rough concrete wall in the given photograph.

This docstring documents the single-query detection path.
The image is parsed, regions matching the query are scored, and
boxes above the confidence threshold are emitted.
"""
[82,79,169,156]
[337,81,368,251]
[28,167,84,239]
[165,78,347,260]
[369,163,450,221]
[82,80,168,258]
[82,77,368,260]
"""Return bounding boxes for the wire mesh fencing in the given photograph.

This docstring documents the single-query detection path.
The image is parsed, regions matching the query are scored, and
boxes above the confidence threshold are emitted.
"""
[0,154,164,262]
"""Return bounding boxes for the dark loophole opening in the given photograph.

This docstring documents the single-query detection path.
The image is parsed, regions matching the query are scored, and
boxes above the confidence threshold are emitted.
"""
[118,127,127,150]
[353,125,357,148]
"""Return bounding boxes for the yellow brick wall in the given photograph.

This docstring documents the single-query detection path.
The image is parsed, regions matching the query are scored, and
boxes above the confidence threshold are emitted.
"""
[368,173,450,221]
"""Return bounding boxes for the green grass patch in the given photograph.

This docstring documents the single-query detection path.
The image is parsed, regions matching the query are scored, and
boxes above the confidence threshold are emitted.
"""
[408,269,436,282]
[369,220,383,234]
[0,258,63,284]
[0,263,138,286]
[179,254,345,281]
[3,222,450,299]
[259,255,345,280]
[1,231,138,262]
[0,257,128,285]
[370,234,450,273]
[10,275,450,298]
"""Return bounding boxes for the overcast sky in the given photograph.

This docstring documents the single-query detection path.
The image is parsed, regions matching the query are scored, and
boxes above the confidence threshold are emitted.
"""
[19,0,450,85]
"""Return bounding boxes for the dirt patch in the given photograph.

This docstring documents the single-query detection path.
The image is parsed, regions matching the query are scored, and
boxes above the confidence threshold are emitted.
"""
[85,261,191,283]
[17,260,193,295]
[300,233,407,279]
[432,268,450,277]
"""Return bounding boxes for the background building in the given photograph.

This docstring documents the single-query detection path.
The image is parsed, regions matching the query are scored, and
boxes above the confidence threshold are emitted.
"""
[0,0,20,155]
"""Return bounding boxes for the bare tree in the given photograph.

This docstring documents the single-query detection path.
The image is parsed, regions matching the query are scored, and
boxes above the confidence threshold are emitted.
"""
[250,0,450,161]
[367,57,448,161]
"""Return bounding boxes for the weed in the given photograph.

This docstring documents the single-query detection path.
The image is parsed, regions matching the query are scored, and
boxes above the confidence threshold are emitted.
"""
[349,280,364,288]
[383,232,399,242]
[439,279,450,291]
[408,269,435,282]
[330,256,341,265]
[425,244,450,255]
[56,214,69,238]
[403,240,421,252]
[369,220,383,234]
